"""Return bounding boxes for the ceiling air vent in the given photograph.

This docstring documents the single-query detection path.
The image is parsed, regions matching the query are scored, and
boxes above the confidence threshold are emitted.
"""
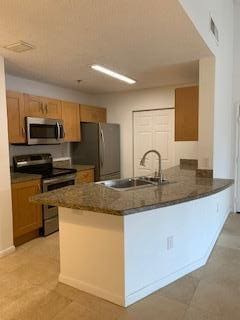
[210,16,219,43]
[3,41,34,53]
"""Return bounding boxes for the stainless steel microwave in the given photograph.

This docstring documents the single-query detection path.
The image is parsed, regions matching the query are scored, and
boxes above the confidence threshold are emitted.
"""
[26,117,64,145]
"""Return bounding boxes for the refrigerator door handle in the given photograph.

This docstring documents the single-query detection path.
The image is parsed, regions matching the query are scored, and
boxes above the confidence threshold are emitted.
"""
[100,125,105,167]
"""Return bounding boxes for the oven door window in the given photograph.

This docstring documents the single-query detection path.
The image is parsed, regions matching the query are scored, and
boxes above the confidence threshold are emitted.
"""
[29,124,57,139]
[47,179,74,192]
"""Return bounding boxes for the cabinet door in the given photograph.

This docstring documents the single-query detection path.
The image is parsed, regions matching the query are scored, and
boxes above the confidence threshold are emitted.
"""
[6,90,26,143]
[175,86,199,141]
[11,179,42,239]
[75,169,94,183]
[44,98,62,119]
[24,94,45,118]
[62,101,81,141]
[80,105,106,123]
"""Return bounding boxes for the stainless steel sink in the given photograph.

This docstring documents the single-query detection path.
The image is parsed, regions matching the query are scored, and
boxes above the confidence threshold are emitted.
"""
[138,176,169,185]
[97,176,169,191]
[97,178,153,191]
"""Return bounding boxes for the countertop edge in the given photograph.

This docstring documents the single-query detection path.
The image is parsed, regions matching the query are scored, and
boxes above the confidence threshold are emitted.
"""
[122,180,234,215]
[31,179,234,216]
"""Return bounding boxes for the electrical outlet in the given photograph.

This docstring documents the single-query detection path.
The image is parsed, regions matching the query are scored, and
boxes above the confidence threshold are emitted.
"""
[167,236,174,250]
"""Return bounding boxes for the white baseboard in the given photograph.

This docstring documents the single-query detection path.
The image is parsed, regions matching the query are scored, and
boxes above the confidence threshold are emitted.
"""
[0,245,15,258]
[59,274,124,306]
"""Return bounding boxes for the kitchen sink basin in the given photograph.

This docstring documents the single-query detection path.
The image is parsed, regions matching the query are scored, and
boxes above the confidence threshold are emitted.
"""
[97,178,153,191]
[138,176,169,185]
[97,176,169,191]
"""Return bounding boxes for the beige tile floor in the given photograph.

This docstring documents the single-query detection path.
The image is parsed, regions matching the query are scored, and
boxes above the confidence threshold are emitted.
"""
[0,213,240,320]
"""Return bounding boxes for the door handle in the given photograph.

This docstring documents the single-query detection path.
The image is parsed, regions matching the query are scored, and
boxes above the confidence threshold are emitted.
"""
[100,125,105,167]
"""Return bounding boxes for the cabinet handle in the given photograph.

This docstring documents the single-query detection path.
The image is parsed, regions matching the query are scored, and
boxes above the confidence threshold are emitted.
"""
[22,127,26,137]
[45,104,48,114]
[37,184,41,192]
[40,103,44,113]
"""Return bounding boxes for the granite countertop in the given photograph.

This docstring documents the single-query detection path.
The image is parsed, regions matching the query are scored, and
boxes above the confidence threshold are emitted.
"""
[11,172,42,184]
[31,165,234,216]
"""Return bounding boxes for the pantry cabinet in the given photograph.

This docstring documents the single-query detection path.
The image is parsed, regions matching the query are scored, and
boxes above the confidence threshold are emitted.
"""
[80,105,106,123]
[62,100,81,142]
[6,90,26,144]
[11,179,42,246]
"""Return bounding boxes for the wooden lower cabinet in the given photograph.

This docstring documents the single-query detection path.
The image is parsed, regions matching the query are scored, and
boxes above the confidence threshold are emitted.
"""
[75,169,94,183]
[11,179,42,246]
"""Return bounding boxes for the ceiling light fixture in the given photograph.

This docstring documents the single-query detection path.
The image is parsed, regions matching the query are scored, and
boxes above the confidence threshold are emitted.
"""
[91,65,136,84]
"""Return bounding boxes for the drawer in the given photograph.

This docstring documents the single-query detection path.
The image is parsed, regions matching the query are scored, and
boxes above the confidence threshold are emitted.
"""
[44,216,59,236]
[76,169,94,183]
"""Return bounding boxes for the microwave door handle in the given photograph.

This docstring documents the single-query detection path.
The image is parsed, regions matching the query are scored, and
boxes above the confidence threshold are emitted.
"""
[56,122,60,140]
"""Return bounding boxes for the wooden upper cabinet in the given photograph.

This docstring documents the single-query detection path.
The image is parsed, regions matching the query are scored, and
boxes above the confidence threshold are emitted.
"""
[62,101,81,142]
[11,179,42,242]
[24,94,45,118]
[6,90,26,144]
[175,86,199,141]
[44,97,62,119]
[80,105,107,123]
[24,94,62,119]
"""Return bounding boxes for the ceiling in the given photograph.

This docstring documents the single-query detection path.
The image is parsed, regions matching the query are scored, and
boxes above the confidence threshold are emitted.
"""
[0,0,211,94]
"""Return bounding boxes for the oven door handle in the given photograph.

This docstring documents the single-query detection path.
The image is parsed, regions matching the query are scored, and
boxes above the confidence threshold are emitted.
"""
[42,174,76,186]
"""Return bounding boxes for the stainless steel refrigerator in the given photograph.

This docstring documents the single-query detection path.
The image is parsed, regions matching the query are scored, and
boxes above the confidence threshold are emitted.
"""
[70,123,120,181]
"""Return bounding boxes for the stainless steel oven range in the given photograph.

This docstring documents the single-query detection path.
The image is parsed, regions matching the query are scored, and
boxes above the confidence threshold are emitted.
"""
[13,153,76,236]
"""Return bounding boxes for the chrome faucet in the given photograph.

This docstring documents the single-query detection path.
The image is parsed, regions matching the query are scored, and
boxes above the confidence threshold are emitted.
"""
[140,149,163,180]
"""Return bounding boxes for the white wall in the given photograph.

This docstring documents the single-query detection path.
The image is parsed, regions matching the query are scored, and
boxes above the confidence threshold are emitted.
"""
[6,74,97,162]
[96,86,198,178]
[179,0,234,179]
[5,74,97,105]
[0,57,14,256]
[233,1,240,106]
[233,1,240,211]
[198,56,215,169]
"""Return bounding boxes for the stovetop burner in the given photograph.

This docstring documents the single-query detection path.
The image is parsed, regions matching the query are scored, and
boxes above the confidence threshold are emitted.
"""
[33,167,76,179]
[13,153,76,179]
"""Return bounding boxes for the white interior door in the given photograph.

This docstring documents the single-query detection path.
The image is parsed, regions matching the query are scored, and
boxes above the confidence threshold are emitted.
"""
[133,109,174,177]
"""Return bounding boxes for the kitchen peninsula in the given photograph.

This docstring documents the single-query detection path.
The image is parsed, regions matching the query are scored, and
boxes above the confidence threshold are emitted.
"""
[32,165,233,307]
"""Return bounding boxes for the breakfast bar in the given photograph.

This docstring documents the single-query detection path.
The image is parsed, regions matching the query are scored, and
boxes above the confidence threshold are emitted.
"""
[32,165,234,307]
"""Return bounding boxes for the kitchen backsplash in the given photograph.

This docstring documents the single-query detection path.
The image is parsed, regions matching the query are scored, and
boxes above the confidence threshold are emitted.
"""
[9,143,70,165]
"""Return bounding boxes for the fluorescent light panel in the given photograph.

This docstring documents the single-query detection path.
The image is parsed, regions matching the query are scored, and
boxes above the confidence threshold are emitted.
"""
[91,65,136,84]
